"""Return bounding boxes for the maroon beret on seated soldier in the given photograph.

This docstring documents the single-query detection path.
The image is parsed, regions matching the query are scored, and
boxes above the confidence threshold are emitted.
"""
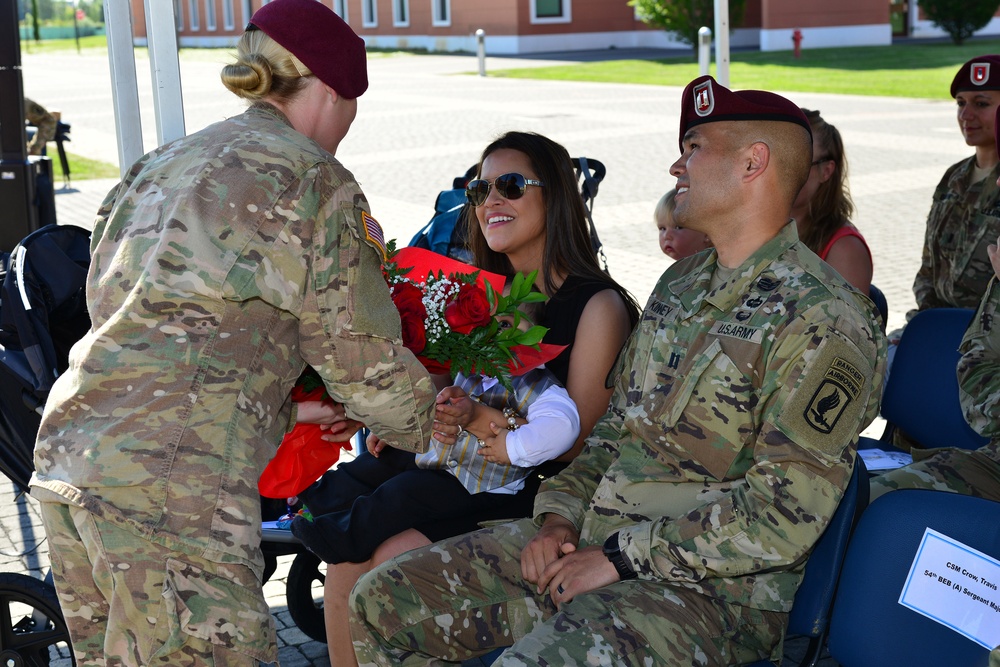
[248,0,368,99]
[678,75,812,151]
[950,55,1000,98]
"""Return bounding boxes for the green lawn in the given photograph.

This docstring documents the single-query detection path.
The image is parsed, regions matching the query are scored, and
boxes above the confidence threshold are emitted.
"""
[486,40,1000,100]
[62,151,120,181]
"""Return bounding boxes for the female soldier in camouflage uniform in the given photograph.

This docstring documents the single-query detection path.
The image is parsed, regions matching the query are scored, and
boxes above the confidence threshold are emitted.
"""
[911,55,1000,317]
[870,105,1000,503]
[29,1,437,665]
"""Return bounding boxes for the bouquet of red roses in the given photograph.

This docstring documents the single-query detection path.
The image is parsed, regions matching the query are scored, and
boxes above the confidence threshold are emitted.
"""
[384,243,555,391]
[259,243,563,498]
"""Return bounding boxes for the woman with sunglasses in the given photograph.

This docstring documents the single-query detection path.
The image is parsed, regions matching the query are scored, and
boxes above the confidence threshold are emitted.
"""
[789,108,872,294]
[463,131,640,457]
[311,131,639,667]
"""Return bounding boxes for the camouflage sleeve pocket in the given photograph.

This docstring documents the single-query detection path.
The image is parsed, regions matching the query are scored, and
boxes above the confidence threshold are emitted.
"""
[158,557,277,663]
[343,208,402,340]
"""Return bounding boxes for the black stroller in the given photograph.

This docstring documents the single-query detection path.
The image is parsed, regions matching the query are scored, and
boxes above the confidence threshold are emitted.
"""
[0,225,331,662]
[0,223,89,665]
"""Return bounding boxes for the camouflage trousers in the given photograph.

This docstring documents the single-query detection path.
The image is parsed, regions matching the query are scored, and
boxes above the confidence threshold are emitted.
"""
[350,519,786,666]
[39,501,278,667]
[870,445,1000,502]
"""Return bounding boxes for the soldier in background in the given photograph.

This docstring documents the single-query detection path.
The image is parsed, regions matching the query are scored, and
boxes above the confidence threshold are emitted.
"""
[29,1,436,665]
[349,76,886,666]
[910,55,1000,318]
[24,97,56,156]
[870,105,1000,503]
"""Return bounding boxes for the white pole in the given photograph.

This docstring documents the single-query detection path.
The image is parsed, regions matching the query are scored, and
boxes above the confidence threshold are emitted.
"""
[143,0,186,146]
[103,0,143,176]
[714,0,730,87]
[697,27,712,77]
[476,29,486,77]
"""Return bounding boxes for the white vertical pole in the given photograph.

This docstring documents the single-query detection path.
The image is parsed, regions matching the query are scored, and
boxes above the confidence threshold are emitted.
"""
[714,0,730,87]
[103,0,143,176]
[476,29,486,76]
[697,27,711,77]
[143,0,186,145]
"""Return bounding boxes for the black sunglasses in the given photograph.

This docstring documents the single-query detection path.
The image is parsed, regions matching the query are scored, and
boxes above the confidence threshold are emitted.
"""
[465,173,544,207]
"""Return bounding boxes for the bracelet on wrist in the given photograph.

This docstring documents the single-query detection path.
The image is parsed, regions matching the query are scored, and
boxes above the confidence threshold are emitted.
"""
[502,407,521,431]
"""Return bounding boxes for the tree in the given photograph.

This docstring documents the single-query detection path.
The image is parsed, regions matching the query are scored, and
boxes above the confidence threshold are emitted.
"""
[630,0,746,50]
[919,0,1000,45]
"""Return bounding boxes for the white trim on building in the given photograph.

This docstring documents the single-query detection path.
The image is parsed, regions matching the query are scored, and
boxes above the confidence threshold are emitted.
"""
[759,24,891,51]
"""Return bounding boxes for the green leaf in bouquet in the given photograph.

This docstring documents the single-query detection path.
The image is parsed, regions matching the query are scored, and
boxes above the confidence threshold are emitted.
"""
[513,325,547,348]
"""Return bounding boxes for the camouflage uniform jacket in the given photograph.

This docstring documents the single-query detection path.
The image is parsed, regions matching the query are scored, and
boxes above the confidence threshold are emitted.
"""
[957,276,1000,461]
[533,222,885,613]
[24,97,56,156]
[30,103,437,574]
[912,156,1000,315]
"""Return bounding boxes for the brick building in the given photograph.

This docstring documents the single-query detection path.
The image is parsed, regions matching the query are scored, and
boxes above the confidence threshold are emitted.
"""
[130,0,1000,55]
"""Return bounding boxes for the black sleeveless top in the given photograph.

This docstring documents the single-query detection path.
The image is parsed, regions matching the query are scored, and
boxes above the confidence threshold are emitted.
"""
[538,274,627,388]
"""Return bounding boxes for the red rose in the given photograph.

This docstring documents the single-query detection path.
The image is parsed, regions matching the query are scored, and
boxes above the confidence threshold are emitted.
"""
[391,282,427,354]
[444,283,493,334]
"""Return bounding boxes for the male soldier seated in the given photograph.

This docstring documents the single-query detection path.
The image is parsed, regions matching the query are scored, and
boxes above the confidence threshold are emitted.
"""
[349,76,886,666]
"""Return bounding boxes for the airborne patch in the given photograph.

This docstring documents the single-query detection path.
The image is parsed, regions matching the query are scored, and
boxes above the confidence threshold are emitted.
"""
[803,357,864,434]
[361,211,387,261]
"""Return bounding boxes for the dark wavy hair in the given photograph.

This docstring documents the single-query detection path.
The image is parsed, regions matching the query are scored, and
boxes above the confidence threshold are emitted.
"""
[799,109,856,253]
[464,132,637,322]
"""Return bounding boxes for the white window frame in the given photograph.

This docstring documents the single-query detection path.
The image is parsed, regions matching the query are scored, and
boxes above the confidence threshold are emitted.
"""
[431,0,450,27]
[333,0,348,21]
[362,0,377,27]
[205,0,217,30]
[530,0,571,25]
[188,0,200,30]
[222,0,235,30]
[392,0,409,27]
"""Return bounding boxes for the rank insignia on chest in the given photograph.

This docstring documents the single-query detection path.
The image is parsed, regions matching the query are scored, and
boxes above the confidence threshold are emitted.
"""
[361,211,387,261]
[803,357,864,434]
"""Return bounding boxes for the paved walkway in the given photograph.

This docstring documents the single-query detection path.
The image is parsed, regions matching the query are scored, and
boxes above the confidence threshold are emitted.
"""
[4,47,973,665]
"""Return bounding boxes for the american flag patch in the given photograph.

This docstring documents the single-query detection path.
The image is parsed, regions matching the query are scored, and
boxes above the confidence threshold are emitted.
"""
[361,211,387,261]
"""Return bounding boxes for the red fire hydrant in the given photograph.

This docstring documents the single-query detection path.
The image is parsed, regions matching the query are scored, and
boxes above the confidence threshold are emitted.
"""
[792,29,803,59]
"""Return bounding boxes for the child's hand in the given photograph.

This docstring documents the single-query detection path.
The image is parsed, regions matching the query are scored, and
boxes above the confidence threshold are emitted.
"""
[478,422,512,465]
[433,386,477,444]
[366,431,387,458]
[320,418,364,442]
[296,400,347,425]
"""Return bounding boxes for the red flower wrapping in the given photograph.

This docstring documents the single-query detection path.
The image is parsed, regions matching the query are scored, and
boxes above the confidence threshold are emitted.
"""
[258,386,354,499]
[444,282,493,334]
[391,282,428,354]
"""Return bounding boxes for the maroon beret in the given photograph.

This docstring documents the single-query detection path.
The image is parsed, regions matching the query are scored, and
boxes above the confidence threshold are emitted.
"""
[678,75,811,151]
[950,55,1000,97]
[249,0,368,99]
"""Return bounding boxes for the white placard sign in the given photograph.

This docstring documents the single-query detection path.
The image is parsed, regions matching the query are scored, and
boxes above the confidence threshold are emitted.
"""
[898,527,1000,649]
